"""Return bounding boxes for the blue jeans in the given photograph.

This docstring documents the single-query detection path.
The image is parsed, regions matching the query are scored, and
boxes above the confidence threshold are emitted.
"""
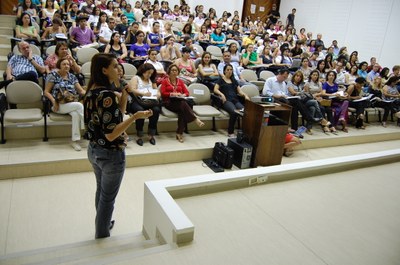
[88,142,125,238]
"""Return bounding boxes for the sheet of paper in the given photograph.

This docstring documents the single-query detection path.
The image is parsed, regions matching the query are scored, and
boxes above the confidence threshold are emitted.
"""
[250,4,256,14]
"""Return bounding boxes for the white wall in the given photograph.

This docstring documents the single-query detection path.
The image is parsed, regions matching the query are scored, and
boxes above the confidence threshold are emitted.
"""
[279,0,400,69]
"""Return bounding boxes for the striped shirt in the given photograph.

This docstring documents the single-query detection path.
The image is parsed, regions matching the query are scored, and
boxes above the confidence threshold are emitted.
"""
[8,54,44,77]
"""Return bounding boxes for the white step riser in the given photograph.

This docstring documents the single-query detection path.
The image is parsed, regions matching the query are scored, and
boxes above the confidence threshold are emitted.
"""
[0,60,7,70]
[0,15,17,24]
[0,22,16,28]
[0,233,167,265]
[0,47,11,56]
[0,28,13,35]
[0,36,12,45]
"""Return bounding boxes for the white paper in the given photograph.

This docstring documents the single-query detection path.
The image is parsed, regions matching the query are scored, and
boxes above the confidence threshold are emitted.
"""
[259,6,265,12]
[193,89,204,95]
[250,4,256,14]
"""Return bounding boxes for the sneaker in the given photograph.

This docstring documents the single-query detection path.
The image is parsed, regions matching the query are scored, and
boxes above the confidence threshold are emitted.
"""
[71,141,82,151]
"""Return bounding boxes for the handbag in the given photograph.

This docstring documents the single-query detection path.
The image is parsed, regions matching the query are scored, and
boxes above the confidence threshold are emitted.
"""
[56,87,79,104]
[320,98,332,107]
[298,92,314,103]
[134,95,160,108]
[212,142,234,169]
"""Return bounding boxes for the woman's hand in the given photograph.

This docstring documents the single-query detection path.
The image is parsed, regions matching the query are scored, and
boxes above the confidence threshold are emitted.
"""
[52,101,59,112]
[133,110,153,119]
[220,95,227,103]
[143,91,152,97]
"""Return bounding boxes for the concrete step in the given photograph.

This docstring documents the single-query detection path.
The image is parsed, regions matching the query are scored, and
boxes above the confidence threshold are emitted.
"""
[0,233,174,265]
[0,27,13,36]
[0,55,8,70]
[0,21,16,28]
[0,44,12,56]
[0,15,17,24]
[0,34,12,45]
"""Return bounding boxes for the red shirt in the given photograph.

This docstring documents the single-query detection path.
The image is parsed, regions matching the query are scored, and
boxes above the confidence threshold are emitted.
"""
[160,77,189,103]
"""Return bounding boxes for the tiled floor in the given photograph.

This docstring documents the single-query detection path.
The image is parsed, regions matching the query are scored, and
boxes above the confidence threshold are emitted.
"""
[0,124,400,264]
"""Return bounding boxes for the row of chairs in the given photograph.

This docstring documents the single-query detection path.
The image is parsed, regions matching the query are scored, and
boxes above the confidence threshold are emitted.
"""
[0,78,261,143]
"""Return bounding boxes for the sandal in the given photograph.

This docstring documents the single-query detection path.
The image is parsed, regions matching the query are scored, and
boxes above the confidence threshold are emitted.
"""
[339,119,348,133]
[322,126,330,134]
[176,134,184,143]
[330,127,338,135]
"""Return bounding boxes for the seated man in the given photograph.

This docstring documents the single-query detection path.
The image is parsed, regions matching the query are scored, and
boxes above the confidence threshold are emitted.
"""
[1,41,45,89]
[262,68,315,131]
[98,17,117,50]
[218,51,251,87]
[69,15,98,48]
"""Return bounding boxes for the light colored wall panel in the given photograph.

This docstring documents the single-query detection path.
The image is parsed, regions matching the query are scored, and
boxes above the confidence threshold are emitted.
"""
[279,0,398,69]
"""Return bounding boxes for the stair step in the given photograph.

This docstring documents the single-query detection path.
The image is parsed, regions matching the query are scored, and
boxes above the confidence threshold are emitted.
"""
[0,44,12,56]
[0,21,16,28]
[0,35,12,45]
[0,233,173,265]
[0,55,8,70]
[0,15,17,24]
[0,27,14,36]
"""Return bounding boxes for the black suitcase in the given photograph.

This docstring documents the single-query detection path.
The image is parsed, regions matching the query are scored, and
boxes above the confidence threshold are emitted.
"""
[212,142,234,169]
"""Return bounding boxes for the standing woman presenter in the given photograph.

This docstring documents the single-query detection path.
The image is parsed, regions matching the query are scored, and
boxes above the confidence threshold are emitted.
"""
[84,53,152,238]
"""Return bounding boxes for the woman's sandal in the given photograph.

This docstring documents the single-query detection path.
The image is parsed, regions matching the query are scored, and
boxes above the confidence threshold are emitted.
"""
[195,118,205,127]
[339,119,348,133]
[330,127,338,135]
[176,134,184,143]
[322,126,330,134]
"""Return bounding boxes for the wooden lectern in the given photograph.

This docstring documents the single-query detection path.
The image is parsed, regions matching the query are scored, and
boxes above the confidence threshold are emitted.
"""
[242,100,292,167]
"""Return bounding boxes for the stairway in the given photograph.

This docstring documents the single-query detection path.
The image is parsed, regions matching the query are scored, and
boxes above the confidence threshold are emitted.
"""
[0,233,175,265]
[0,15,15,79]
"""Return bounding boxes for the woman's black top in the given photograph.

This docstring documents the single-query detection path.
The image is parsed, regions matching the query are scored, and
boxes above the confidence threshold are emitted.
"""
[216,78,240,103]
[84,87,125,150]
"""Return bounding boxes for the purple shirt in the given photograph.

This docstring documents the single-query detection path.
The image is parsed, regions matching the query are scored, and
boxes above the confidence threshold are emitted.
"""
[71,26,95,45]
[130,43,150,57]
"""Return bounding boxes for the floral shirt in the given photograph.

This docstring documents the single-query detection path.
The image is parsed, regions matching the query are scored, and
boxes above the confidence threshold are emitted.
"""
[46,71,79,99]
[84,87,125,150]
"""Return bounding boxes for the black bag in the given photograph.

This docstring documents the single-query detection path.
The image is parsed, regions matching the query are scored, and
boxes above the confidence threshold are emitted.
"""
[298,92,314,103]
[212,142,234,169]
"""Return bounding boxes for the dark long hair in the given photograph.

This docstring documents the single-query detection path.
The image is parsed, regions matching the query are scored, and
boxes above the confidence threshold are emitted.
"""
[137,63,157,83]
[18,12,33,26]
[223,63,237,85]
[87,53,117,90]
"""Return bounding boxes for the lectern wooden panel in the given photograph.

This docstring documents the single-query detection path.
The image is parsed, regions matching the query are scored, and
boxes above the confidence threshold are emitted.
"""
[242,100,291,167]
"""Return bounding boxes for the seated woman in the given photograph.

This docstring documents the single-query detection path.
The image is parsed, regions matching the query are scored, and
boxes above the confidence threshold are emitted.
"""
[304,70,335,134]
[44,58,85,151]
[213,63,249,137]
[15,12,40,45]
[145,49,167,84]
[160,35,181,62]
[41,17,67,40]
[129,30,150,66]
[316,60,327,83]
[288,70,329,134]
[210,27,226,49]
[241,43,262,68]
[322,70,350,132]
[45,42,81,74]
[17,0,38,20]
[345,65,359,85]
[163,21,176,39]
[347,77,368,129]
[357,61,368,79]
[197,51,220,91]
[227,42,242,69]
[174,47,197,85]
[298,57,311,80]
[105,32,128,62]
[160,64,204,143]
[382,76,400,126]
[127,63,161,146]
